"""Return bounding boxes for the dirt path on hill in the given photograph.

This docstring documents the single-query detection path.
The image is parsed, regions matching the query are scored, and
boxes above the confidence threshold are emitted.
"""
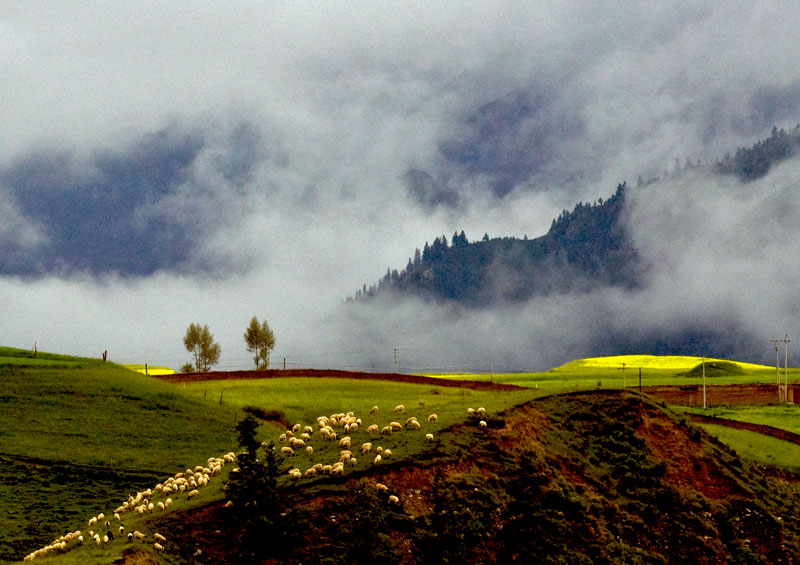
[687,412,800,446]
[153,368,524,391]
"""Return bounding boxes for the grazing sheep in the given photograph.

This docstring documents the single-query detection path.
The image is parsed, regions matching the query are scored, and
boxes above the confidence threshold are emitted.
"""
[390,421,403,431]
[375,483,388,493]
[381,426,392,435]
[339,436,351,449]
[388,495,399,505]
[479,420,487,430]
[349,423,359,432]
[428,413,438,422]
[394,404,405,413]
[165,498,173,508]
[306,445,314,455]
[154,542,164,552]
[376,446,383,454]
[383,449,392,458]
[361,442,372,454]
[467,407,475,417]
[281,446,295,456]
[305,468,317,477]
[300,432,312,441]
[127,532,133,542]
[425,433,434,442]
[119,525,125,536]
[407,420,421,430]
[303,425,314,434]
[292,423,302,433]
[370,405,379,414]
[477,407,486,417]
[350,457,357,466]
[157,501,165,511]
[405,417,418,425]
[279,433,287,442]
[374,454,382,464]
[154,533,166,543]
[367,424,379,434]
[188,489,200,499]
[224,500,234,508]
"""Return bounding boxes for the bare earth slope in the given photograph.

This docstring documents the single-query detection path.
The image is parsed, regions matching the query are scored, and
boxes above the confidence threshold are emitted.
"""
[160,390,800,563]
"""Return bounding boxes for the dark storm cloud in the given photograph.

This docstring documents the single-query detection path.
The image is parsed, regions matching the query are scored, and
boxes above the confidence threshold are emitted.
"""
[0,122,269,276]
[2,2,800,370]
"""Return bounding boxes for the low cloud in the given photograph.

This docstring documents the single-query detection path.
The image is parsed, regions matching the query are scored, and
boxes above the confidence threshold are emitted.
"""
[2,3,800,369]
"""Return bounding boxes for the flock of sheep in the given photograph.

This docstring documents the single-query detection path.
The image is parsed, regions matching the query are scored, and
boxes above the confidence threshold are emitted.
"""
[22,451,237,561]
[278,404,438,484]
[22,402,491,561]
[276,403,489,510]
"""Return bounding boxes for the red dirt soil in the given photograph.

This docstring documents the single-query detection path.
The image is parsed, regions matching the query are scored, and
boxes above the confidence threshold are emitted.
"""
[153,368,524,391]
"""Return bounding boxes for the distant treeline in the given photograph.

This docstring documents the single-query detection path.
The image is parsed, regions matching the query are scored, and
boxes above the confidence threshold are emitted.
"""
[351,182,639,307]
[352,124,800,307]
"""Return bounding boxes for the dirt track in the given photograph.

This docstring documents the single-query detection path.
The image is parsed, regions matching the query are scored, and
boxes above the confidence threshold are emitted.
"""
[687,413,800,446]
[153,368,524,391]
[641,383,797,406]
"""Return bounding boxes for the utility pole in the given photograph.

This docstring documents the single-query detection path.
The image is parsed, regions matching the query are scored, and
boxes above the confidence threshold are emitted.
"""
[773,336,790,402]
[785,335,791,403]
[773,341,781,401]
[702,357,707,409]
[621,362,626,388]
[394,349,398,373]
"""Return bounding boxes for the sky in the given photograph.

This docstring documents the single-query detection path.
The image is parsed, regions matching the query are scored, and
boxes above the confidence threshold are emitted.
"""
[2,2,800,371]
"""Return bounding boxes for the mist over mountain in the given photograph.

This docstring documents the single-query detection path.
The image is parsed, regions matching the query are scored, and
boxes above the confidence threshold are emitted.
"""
[2,4,800,371]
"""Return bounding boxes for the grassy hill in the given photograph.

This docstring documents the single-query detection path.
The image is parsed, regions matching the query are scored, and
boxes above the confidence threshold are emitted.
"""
[0,349,239,563]
[135,391,800,563]
[5,351,800,563]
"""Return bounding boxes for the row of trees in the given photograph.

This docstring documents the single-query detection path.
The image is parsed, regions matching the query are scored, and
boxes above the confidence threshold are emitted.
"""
[181,316,275,373]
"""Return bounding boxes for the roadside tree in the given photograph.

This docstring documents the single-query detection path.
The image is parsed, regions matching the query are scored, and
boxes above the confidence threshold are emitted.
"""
[243,316,276,369]
[183,322,221,372]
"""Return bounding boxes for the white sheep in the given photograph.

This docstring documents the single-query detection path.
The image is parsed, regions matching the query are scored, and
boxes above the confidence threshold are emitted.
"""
[388,495,399,504]
[477,407,486,417]
[281,446,295,456]
[428,413,438,422]
[374,454,382,464]
[367,424,379,434]
[389,421,403,431]
[467,407,475,417]
[306,445,314,455]
[479,420,487,430]
[361,442,372,454]
[383,449,392,458]
[339,436,351,449]
[394,404,405,413]
[154,533,166,543]
[370,405,379,414]
[154,542,164,551]
[407,420,421,430]
[381,426,392,435]
[188,489,200,499]
[375,483,388,493]
[425,433,434,442]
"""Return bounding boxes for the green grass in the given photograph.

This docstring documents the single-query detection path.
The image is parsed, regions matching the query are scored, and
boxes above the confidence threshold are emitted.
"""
[694,423,800,472]
[4,350,800,563]
[685,404,800,435]
[0,349,242,564]
[421,354,795,389]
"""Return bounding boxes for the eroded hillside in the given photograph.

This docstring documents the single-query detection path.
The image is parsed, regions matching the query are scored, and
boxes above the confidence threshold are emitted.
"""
[150,390,800,564]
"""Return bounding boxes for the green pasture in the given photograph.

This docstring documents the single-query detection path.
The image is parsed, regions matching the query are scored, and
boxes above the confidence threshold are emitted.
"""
[693,423,800,472]
[0,352,240,564]
[181,376,537,431]
[4,348,800,563]
[422,354,794,389]
[685,404,800,435]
